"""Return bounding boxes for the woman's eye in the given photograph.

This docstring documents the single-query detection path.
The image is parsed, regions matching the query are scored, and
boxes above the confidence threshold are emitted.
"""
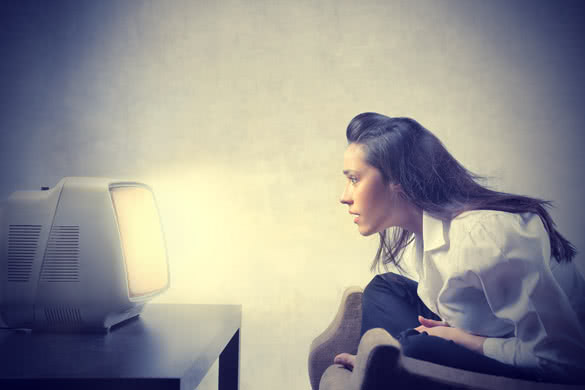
[350,177,358,184]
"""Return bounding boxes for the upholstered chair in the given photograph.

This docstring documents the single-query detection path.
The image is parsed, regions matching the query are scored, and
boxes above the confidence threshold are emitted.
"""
[308,287,584,390]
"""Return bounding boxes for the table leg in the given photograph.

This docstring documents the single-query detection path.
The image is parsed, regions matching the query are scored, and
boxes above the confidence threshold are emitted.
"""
[219,329,239,390]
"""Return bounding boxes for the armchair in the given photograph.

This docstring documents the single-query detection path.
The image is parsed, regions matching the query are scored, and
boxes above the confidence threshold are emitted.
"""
[308,287,584,390]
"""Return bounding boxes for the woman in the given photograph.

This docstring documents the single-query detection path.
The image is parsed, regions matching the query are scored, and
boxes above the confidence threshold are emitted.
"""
[335,112,585,384]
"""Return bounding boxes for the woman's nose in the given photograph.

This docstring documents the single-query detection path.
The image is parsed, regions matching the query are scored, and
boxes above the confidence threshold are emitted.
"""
[340,187,353,205]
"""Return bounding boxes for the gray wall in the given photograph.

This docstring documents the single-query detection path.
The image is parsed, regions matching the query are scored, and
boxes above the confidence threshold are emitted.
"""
[1,1,584,389]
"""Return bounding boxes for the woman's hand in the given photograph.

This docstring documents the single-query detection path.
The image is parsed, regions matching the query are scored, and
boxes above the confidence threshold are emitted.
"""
[415,316,486,354]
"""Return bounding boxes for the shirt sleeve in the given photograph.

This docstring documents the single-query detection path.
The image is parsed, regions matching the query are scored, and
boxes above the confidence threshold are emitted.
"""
[459,213,585,370]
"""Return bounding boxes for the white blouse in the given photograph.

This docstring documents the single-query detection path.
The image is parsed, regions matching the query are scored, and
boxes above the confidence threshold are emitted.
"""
[404,210,585,377]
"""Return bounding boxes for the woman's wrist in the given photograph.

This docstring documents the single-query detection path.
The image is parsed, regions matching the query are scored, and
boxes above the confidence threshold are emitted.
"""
[462,332,486,354]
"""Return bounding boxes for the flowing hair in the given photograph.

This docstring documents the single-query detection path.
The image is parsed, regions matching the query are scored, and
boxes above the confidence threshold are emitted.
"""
[346,112,576,271]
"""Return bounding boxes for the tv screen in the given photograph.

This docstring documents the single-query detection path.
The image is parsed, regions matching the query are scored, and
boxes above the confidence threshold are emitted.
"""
[110,185,169,298]
[0,177,170,332]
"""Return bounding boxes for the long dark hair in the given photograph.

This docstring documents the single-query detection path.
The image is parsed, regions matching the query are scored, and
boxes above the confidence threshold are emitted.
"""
[346,112,576,271]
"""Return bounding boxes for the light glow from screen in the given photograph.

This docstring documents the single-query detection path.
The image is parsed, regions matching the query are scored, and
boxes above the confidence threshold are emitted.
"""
[110,185,169,298]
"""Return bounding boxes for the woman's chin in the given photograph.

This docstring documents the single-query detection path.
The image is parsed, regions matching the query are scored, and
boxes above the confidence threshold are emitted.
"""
[357,225,376,236]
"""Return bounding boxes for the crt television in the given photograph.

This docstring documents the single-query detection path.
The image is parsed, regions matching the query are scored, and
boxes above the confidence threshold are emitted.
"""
[0,177,170,332]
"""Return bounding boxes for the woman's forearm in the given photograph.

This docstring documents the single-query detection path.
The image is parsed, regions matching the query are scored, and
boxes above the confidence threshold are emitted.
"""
[459,332,487,354]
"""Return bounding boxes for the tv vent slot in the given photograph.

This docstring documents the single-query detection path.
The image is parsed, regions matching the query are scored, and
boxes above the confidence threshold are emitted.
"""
[44,307,82,326]
[40,225,80,282]
[7,225,42,282]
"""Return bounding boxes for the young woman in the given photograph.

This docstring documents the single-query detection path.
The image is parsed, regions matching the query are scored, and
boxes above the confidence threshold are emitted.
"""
[335,112,585,384]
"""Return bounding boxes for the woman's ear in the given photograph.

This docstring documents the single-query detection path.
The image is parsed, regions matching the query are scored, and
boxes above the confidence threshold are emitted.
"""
[388,182,403,193]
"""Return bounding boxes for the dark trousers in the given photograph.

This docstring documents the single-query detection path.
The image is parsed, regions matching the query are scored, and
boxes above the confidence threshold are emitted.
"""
[361,272,544,381]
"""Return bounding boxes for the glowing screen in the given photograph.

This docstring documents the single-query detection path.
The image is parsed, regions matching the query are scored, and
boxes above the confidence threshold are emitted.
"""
[110,186,169,298]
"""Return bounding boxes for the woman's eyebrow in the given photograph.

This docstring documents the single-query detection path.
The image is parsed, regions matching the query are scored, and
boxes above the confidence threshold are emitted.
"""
[343,170,357,175]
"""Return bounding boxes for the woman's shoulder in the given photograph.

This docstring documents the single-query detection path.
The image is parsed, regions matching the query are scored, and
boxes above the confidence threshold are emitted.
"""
[450,209,547,251]
[452,209,538,229]
[445,210,551,276]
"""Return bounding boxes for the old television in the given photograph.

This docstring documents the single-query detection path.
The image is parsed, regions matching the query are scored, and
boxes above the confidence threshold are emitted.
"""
[0,177,170,332]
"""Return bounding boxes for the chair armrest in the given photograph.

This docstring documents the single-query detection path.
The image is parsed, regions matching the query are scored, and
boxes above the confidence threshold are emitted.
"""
[308,287,363,390]
[350,328,403,390]
[319,328,440,390]
[319,365,353,390]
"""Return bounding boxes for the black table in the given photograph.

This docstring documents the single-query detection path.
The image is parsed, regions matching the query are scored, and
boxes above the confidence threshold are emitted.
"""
[0,304,241,389]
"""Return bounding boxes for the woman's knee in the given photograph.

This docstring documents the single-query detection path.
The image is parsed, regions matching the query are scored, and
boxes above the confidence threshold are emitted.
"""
[363,272,414,305]
[363,274,388,301]
[361,274,423,337]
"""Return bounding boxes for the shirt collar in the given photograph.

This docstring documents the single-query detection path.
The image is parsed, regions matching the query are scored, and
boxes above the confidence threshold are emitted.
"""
[422,211,449,252]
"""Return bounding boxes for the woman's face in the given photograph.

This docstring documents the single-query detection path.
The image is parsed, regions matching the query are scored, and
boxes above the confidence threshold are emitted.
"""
[340,143,416,236]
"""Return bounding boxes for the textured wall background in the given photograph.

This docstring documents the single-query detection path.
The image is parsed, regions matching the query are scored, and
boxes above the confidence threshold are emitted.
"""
[1,1,584,389]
